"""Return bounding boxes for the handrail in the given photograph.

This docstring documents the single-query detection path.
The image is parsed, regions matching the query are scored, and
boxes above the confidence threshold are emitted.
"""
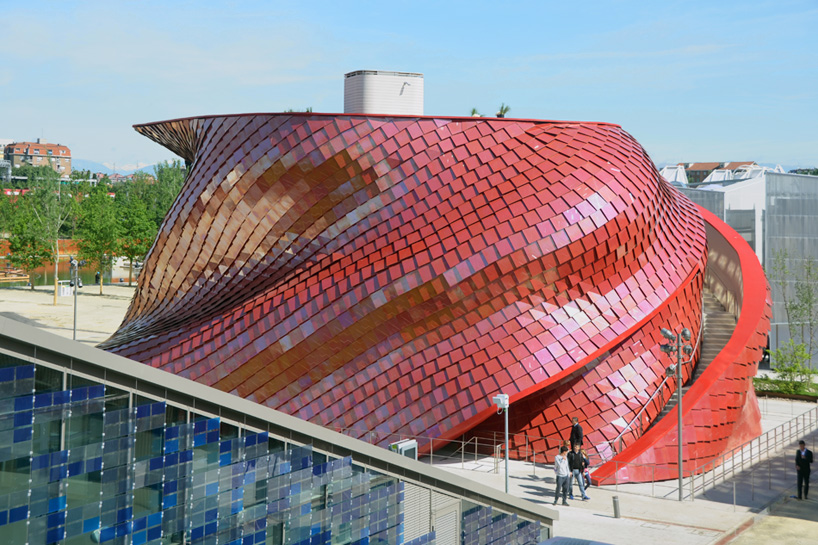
[598,404,818,503]
[690,404,818,497]
[612,311,705,453]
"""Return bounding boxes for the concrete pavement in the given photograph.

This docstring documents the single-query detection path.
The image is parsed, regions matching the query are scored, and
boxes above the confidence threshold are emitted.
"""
[435,398,818,544]
[0,282,135,345]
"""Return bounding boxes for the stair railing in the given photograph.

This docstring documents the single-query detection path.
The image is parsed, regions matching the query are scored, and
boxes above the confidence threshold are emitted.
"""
[613,316,705,454]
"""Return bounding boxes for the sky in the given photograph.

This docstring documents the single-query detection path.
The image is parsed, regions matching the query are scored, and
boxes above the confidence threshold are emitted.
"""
[2,0,817,171]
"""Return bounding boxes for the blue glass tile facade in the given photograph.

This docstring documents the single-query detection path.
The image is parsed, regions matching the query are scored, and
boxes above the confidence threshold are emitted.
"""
[0,357,548,544]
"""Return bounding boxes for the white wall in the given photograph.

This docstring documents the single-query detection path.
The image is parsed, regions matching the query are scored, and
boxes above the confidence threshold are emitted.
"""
[344,71,424,115]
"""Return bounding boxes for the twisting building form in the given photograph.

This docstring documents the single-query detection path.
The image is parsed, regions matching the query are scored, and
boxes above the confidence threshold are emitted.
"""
[102,113,770,482]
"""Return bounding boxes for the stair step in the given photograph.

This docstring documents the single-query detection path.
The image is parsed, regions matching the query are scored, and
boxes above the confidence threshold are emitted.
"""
[647,287,737,429]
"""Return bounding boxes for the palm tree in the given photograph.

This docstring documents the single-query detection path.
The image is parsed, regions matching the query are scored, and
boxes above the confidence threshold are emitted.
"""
[470,107,482,117]
[496,103,511,118]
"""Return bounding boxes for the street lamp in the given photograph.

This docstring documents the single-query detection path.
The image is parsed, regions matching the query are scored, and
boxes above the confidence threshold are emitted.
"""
[659,326,695,501]
[69,256,86,340]
[492,393,510,494]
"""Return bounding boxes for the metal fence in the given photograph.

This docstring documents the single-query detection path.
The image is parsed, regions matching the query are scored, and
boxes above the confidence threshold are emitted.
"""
[601,405,818,506]
[329,425,617,473]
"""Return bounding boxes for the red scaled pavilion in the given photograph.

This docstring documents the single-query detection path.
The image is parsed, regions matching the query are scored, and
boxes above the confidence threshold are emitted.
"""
[101,113,770,483]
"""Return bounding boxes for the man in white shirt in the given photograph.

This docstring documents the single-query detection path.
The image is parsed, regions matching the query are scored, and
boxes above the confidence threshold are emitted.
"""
[553,446,571,506]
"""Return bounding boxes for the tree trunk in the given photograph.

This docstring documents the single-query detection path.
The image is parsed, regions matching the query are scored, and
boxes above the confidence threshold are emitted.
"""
[129,259,133,286]
[99,276,103,295]
[53,254,58,306]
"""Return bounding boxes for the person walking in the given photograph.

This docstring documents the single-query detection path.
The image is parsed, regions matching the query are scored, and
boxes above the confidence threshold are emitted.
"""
[796,440,813,500]
[570,417,583,449]
[567,444,590,500]
[553,446,571,506]
[581,448,592,488]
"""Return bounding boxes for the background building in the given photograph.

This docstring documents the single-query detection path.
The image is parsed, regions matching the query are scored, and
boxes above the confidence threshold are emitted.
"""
[681,162,722,185]
[680,170,818,357]
[676,161,759,186]
[3,138,72,178]
[344,70,424,115]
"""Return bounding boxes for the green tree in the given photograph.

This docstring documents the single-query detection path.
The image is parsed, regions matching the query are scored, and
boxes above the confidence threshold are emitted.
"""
[17,168,77,304]
[117,191,157,285]
[6,193,52,289]
[77,185,120,295]
[0,184,12,234]
[769,248,818,364]
[148,160,187,228]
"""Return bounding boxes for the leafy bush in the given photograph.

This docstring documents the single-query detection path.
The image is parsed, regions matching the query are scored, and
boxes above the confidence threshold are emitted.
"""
[771,340,817,394]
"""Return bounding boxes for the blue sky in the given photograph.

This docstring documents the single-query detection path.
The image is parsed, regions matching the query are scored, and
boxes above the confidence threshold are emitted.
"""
[2,0,816,170]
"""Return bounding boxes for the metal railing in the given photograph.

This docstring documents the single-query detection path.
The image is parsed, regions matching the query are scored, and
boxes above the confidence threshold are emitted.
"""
[328,425,617,472]
[600,405,818,507]
[612,318,705,454]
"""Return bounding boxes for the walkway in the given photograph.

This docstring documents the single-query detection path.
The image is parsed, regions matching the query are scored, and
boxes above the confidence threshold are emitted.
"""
[435,398,818,544]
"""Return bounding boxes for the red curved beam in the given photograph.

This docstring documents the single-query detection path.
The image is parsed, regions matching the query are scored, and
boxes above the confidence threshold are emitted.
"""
[592,205,771,485]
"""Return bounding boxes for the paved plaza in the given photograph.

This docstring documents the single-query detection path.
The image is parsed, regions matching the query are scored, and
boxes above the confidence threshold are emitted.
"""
[0,282,136,345]
[1,283,817,544]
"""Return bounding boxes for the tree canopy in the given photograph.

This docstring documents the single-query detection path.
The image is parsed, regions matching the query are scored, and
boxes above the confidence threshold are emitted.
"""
[77,185,120,294]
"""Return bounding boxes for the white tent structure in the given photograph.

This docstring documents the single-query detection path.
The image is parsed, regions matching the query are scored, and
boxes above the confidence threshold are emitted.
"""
[659,164,688,186]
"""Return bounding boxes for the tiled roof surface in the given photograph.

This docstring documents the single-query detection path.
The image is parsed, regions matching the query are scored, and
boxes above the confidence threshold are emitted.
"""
[723,161,755,170]
[686,162,721,171]
[4,141,71,156]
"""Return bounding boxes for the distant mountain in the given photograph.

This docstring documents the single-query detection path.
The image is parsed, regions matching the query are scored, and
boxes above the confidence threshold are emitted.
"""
[72,159,157,176]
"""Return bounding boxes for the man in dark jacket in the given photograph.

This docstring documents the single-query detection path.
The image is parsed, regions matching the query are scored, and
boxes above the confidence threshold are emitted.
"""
[570,417,583,449]
[796,440,813,500]
[567,444,590,500]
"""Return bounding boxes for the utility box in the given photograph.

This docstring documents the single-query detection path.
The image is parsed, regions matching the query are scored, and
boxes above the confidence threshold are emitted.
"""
[389,439,418,460]
[58,280,73,297]
[344,70,424,115]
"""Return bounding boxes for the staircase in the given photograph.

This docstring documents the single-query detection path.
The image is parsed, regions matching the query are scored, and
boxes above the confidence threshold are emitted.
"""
[651,287,736,424]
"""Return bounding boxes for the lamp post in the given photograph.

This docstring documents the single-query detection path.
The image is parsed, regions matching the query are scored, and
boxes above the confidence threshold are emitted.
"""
[69,256,86,340]
[492,393,510,494]
[659,327,694,501]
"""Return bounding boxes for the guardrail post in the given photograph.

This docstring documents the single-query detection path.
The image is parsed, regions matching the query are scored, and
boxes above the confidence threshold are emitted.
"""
[689,468,694,501]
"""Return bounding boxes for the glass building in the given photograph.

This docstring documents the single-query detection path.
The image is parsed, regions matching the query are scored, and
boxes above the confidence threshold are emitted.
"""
[0,316,553,544]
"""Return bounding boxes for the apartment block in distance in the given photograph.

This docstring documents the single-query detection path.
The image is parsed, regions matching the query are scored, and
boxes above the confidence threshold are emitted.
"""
[3,138,72,178]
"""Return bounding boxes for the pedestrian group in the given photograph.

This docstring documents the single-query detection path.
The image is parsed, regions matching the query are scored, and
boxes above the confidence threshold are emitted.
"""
[553,417,590,506]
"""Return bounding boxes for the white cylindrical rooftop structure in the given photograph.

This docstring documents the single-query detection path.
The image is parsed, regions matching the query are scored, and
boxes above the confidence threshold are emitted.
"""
[344,70,424,115]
